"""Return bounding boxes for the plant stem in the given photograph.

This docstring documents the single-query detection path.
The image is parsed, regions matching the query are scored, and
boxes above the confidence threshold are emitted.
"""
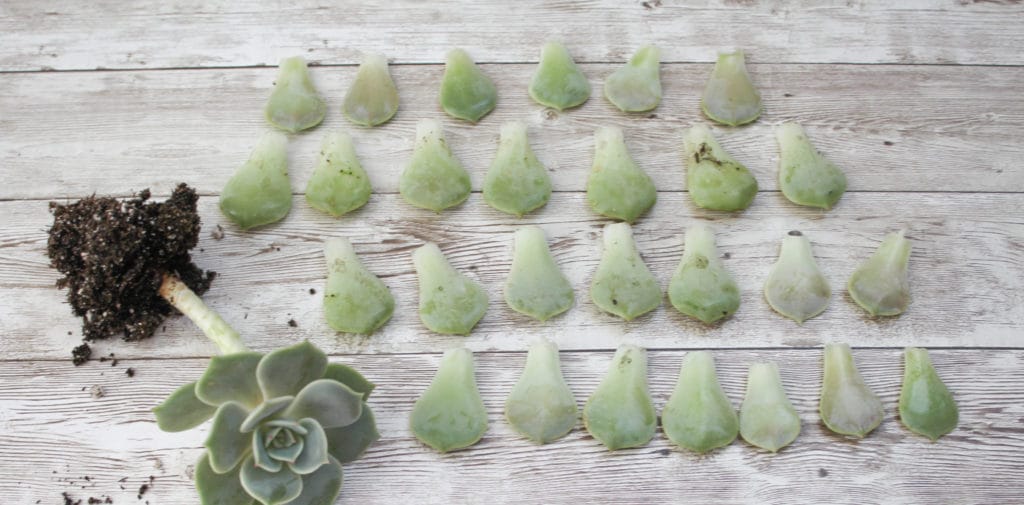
[158,274,249,355]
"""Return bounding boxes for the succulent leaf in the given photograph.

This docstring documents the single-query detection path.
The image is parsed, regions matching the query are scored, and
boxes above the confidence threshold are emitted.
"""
[267,438,304,464]
[322,363,376,401]
[505,339,578,444]
[205,402,253,474]
[683,125,758,212]
[413,243,488,335]
[661,351,739,453]
[252,429,285,473]
[529,41,591,111]
[739,363,800,452]
[154,381,218,432]
[220,132,292,230]
[257,341,328,400]
[325,404,379,463]
[776,122,847,209]
[899,347,958,441]
[240,396,293,433]
[590,222,661,320]
[410,348,488,452]
[263,419,308,436]
[585,126,656,223]
[764,232,831,323]
[701,50,761,126]
[195,453,254,505]
[322,237,395,334]
[304,131,372,218]
[286,457,343,505]
[848,231,911,317]
[440,48,497,123]
[583,345,656,450]
[196,352,264,409]
[603,45,662,113]
[504,226,574,321]
[668,223,741,324]
[343,52,399,127]
[482,121,551,217]
[289,418,330,475]
[285,379,363,430]
[264,56,326,133]
[398,119,472,212]
[820,343,884,438]
[240,454,303,505]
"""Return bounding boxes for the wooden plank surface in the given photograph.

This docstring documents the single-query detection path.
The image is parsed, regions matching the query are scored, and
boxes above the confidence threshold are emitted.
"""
[3,0,1024,71]
[2,192,1022,360]
[1,349,1022,505]
[1,63,1022,200]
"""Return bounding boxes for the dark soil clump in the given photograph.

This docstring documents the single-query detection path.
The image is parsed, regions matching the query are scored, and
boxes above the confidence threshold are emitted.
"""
[47,184,216,355]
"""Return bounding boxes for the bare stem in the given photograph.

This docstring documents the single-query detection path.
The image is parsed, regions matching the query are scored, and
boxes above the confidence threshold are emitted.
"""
[158,274,249,355]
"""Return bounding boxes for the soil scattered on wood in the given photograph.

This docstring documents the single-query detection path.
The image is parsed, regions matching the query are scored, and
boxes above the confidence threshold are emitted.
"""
[46,184,215,361]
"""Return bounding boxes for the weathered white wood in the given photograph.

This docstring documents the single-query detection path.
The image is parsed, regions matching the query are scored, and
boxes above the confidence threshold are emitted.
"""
[1,64,1022,200]
[1,349,1021,504]
[2,192,1021,360]
[2,0,1024,71]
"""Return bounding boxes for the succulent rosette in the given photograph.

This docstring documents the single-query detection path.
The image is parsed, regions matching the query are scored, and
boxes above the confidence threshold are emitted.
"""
[155,341,379,505]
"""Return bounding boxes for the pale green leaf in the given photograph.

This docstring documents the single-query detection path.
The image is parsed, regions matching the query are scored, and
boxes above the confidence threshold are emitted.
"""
[668,223,740,324]
[604,45,661,113]
[398,119,472,212]
[482,121,551,217]
[529,41,590,110]
[848,231,911,317]
[776,122,847,209]
[413,243,488,335]
[504,226,574,321]
[682,124,758,212]
[440,48,497,123]
[410,348,488,452]
[899,347,958,441]
[505,339,578,444]
[764,231,831,323]
[585,126,656,223]
[305,131,371,218]
[264,56,326,133]
[583,345,656,450]
[342,52,398,127]
[739,363,800,452]
[701,50,761,126]
[820,343,884,438]
[322,237,394,334]
[219,132,292,230]
[590,222,661,320]
[662,351,738,453]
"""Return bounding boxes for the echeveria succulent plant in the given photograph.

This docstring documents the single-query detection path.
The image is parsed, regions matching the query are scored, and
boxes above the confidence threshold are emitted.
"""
[683,124,758,212]
[529,41,591,111]
[585,126,657,223]
[343,52,399,127]
[776,122,847,209]
[701,50,761,126]
[156,341,379,505]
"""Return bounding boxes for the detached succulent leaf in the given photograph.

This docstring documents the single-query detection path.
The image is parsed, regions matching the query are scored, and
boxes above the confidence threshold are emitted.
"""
[777,122,847,209]
[285,379,363,430]
[220,132,292,230]
[325,405,380,463]
[899,347,958,441]
[239,454,303,505]
[322,363,375,401]
[668,223,740,324]
[701,50,761,126]
[529,41,591,111]
[739,363,800,452]
[683,125,758,212]
[482,121,551,217]
[440,48,497,123]
[505,339,578,444]
[583,345,656,450]
[323,237,395,334]
[265,56,326,133]
[590,222,661,320]
[257,341,328,399]
[848,231,911,317]
[661,351,738,453]
[205,402,253,474]
[504,226,574,321]
[286,457,343,505]
[764,232,831,323]
[604,45,661,113]
[399,119,472,212]
[343,52,399,127]
[305,131,371,218]
[410,348,488,452]
[586,126,656,223]
[154,382,217,432]
[196,352,264,409]
[820,343,883,438]
[413,243,488,335]
[195,453,253,505]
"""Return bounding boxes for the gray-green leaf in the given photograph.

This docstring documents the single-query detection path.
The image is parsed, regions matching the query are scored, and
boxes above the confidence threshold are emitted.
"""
[343,52,398,127]
[410,348,488,452]
[701,50,761,126]
[324,404,380,463]
[154,381,218,432]
[820,343,883,438]
[777,122,847,209]
[195,453,253,505]
[413,243,488,335]
[504,226,574,322]
[305,131,372,218]
[585,126,656,223]
[583,345,656,450]
[899,347,958,441]
[848,230,911,317]
[398,119,472,212]
[764,231,831,323]
[440,48,497,123]
[603,45,661,113]
[590,222,661,320]
[739,362,800,452]
[257,341,328,400]
[683,124,758,212]
[290,418,330,475]
[482,121,551,217]
[322,363,375,401]
[196,352,264,409]
[529,41,590,111]
[240,454,303,505]
[220,132,292,230]
[264,56,326,133]
[661,351,738,453]
[505,339,578,444]
[240,396,293,433]
[322,237,395,334]
[205,402,253,474]
[285,379,363,430]
[286,457,343,505]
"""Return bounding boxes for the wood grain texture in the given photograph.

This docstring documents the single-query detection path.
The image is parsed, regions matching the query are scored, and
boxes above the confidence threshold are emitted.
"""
[2,192,1021,360]
[1,349,1022,505]
[2,0,1024,71]
[1,63,1022,200]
